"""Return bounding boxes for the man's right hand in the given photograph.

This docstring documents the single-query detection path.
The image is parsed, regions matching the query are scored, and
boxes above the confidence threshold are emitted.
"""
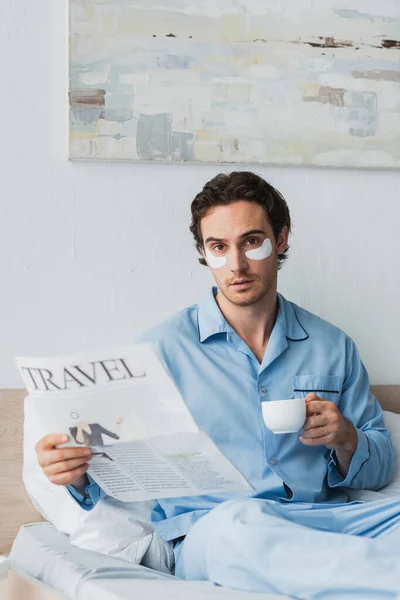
[35,434,92,488]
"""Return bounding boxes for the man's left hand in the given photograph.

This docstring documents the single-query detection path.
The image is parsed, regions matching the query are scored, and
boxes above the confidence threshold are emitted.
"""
[300,393,357,453]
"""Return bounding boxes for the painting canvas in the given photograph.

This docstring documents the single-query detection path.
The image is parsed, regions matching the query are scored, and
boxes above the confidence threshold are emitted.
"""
[69,1,400,168]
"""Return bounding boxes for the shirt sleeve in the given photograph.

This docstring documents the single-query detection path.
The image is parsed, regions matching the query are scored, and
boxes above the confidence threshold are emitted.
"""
[67,474,106,510]
[327,338,394,491]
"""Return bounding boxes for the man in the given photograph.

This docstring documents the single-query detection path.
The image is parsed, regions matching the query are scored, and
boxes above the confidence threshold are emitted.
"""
[69,417,123,446]
[35,172,400,598]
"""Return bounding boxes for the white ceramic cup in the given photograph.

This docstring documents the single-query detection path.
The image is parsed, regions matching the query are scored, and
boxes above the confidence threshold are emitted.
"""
[261,398,306,434]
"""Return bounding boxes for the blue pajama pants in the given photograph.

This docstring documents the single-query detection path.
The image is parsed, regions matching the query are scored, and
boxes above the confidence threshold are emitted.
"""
[174,497,400,599]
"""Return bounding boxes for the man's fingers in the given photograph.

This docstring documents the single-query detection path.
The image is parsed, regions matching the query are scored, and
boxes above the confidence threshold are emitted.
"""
[37,447,92,468]
[35,434,92,487]
[301,425,333,439]
[44,457,91,476]
[48,464,89,486]
[305,400,334,416]
[300,433,335,447]
[303,415,327,430]
[35,434,69,453]
[305,393,319,403]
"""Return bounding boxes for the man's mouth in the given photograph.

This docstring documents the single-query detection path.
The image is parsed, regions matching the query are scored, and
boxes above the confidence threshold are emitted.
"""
[231,279,254,289]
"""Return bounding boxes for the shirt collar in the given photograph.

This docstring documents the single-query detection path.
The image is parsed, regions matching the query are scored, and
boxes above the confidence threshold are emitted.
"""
[198,287,308,343]
[277,293,308,341]
[198,287,228,342]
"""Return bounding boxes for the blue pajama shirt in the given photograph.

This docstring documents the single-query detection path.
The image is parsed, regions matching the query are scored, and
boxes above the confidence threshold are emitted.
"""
[68,289,400,596]
[69,288,393,541]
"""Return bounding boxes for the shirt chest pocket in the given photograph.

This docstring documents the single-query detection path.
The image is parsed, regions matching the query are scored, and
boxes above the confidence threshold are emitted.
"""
[292,375,342,404]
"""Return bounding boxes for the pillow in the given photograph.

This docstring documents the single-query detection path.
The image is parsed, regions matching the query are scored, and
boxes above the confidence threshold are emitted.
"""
[0,556,8,579]
[377,411,400,496]
[23,396,170,570]
[348,410,400,502]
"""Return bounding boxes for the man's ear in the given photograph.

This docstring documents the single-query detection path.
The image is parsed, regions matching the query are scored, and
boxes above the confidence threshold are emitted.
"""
[276,226,289,254]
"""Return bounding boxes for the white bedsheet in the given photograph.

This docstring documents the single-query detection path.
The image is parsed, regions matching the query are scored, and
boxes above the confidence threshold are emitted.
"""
[10,523,289,600]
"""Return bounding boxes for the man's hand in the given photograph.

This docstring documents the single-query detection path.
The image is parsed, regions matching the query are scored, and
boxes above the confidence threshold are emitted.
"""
[35,434,92,488]
[300,394,358,476]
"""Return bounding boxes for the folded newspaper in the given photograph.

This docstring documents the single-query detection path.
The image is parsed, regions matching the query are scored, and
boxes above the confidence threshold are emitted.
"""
[16,345,253,502]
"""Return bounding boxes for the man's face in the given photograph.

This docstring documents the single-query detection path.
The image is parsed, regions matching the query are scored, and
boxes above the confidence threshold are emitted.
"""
[200,201,288,307]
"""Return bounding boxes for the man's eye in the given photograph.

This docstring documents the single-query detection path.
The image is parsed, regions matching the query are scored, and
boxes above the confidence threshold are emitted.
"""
[246,238,259,246]
[213,245,224,252]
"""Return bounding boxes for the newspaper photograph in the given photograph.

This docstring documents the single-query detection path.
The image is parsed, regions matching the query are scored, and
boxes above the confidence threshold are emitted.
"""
[16,345,253,501]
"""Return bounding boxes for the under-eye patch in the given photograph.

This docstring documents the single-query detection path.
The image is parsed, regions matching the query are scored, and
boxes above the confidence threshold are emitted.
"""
[245,238,272,260]
[205,248,227,269]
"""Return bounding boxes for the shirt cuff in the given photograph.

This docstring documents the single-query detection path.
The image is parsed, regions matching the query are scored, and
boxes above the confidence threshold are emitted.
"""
[67,474,106,510]
[327,428,371,488]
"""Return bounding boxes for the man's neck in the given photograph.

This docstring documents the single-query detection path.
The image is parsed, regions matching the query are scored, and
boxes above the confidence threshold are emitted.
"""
[215,288,278,363]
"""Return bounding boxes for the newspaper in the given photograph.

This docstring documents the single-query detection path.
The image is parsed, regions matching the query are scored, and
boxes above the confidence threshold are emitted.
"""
[16,345,253,502]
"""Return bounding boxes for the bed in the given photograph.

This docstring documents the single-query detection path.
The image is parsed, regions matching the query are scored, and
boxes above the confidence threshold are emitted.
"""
[1,386,400,599]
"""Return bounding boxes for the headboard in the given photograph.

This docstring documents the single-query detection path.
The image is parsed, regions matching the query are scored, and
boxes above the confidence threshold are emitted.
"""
[0,386,399,556]
[0,390,45,556]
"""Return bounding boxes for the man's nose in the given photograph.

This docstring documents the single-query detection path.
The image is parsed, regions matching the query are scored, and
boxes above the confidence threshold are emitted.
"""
[229,248,248,272]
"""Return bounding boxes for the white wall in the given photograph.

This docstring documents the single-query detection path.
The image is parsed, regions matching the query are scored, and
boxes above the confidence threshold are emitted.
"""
[0,0,399,387]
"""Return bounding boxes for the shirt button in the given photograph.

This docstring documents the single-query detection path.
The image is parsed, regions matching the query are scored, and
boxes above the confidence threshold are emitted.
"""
[269,457,277,465]
[259,386,267,394]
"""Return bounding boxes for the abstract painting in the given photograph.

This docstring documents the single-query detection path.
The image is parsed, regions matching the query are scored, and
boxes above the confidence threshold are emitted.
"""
[69,1,400,168]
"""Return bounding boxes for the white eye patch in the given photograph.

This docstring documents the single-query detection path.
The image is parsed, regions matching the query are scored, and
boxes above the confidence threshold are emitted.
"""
[205,238,272,269]
[205,248,227,269]
[245,238,272,260]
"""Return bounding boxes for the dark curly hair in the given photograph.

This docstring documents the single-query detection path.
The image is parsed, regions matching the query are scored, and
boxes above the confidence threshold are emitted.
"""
[189,171,291,269]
